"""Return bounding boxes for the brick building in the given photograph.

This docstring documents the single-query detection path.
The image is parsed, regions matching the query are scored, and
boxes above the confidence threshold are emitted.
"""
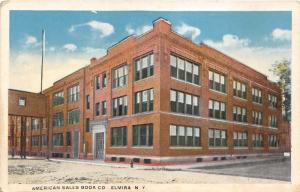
[8,18,289,164]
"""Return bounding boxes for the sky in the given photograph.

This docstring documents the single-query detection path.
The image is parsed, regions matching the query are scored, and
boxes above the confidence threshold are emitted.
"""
[10,11,291,92]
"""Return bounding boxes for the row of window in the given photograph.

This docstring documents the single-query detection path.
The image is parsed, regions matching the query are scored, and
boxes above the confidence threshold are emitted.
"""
[52,132,72,146]
[95,73,107,90]
[170,90,199,116]
[110,125,279,148]
[31,135,48,146]
[14,117,47,132]
[53,109,80,128]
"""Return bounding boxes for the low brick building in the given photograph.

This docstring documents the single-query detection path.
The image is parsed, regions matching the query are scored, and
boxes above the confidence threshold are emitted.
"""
[8,18,289,164]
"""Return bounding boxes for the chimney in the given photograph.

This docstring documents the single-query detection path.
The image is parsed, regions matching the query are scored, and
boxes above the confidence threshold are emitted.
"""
[90,57,97,65]
[153,17,171,33]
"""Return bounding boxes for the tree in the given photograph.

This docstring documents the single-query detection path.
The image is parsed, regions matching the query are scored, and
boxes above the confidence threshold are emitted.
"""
[269,59,291,122]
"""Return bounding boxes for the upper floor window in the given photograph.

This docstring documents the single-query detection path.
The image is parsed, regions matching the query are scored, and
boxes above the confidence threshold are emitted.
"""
[209,100,226,120]
[68,84,80,103]
[252,87,262,104]
[268,94,278,108]
[111,126,127,146]
[252,111,262,125]
[53,91,64,106]
[135,88,154,113]
[170,55,200,85]
[233,80,247,99]
[68,108,80,125]
[19,97,26,106]
[170,90,199,116]
[31,118,40,131]
[209,70,226,93]
[95,102,100,116]
[66,132,71,146]
[53,112,64,128]
[135,53,154,81]
[85,118,90,132]
[112,96,128,117]
[133,124,153,146]
[268,115,278,128]
[170,125,200,147]
[269,135,279,147]
[234,131,248,147]
[252,133,263,147]
[112,65,128,88]
[233,106,247,122]
[86,95,90,110]
[102,73,107,88]
[102,101,107,115]
[95,75,100,90]
[209,128,227,147]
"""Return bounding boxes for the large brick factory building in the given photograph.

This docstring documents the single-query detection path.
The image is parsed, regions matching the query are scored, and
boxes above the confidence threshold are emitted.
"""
[8,18,290,164]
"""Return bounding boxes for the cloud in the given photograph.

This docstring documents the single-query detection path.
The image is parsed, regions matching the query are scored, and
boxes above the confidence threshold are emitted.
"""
[175,22,201,42]
[69,20,114,38]
[62,43,77,52]
[25,35,38,45]
[81,47,107,58]
[125,25,153,36]
[49,46,56,51]
[204,34,290,82]
[271,28,291,41]
[204,34,250,49]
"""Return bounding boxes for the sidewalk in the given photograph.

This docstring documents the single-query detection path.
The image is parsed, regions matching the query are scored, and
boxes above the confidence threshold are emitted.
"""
[12,155,288,171]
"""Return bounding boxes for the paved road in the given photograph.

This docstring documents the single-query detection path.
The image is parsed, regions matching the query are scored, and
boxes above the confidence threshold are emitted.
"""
[189,158,291,181]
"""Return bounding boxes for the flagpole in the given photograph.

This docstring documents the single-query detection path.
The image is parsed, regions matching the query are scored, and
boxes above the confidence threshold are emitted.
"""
[41,29,45,93]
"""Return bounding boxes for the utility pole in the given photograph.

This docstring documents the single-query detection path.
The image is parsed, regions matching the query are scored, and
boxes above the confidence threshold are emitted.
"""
[40,29,45,94]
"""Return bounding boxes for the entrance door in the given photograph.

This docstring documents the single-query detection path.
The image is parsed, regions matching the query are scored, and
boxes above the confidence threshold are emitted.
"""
[73,131,79,159]
[94,132,104,160]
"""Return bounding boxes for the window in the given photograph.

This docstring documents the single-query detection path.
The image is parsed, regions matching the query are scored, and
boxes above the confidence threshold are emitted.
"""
[209,100,226,119]
[268,94,278,108]
[68,109,80,125]
[112,96,127,117]
[252,87,262,104]
[19,97,26,106]
[102,73,107,88]
[133,124,153,146]
[66,132,71,146]
[252,133,263,147]
[233,80,247,99]
[112,65,128,88]
[95,75,100,90]
[135,53,154,81]
[31,118,40,131]
[53,91,64,106]
[85,118,90,132]
[53,133,64,146]
[68,84,80,103]
[209,128,227,147]
[233,106,247,122]
[41,135,48,146]
[252,111,262,125]
[95,102,100,116]
[234,132,248,147]
[209,70,226,93]
[111,126,127,146]
[269,135,279,147]
[170,90,199,116]
[170,55,200,85]
[269,115,278,128]
[102,101,107,115]
[31,136,39,146]
[170,125,200,147]
[86,95,90,110]
[53,112,64,128]
[135,89,154,113]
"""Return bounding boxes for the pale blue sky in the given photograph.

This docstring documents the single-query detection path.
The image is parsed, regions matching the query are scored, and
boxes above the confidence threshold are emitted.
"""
[9,11,291,92]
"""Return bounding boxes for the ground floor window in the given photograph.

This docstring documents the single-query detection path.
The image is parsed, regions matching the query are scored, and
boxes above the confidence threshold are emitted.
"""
[31,136,39,146]
[234,131,248,147]
[133,124,153,146]
[269,135,279,147]
[111,126,127,146]
[209,128,227,147]
[169,125,200,147]
[41,135,48,146]
[66,132,71,146]
[53,133,64,146]
[252,133,263,147]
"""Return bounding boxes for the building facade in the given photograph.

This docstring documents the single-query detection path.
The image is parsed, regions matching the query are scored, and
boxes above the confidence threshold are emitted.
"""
[8,18,289,164]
